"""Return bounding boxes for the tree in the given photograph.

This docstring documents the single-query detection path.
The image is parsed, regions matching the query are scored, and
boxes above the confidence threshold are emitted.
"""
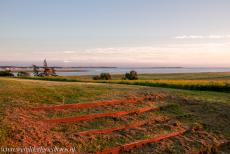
[124,70,138,80]
[0,70,14,77]
[33,59,58,77]
[43,59,49,76]
[100,73,112,80]
[43,59,48,68]
[32,65,39,76]
[50,67,57,76]
[93,73,112,80]
[17,71,30,77]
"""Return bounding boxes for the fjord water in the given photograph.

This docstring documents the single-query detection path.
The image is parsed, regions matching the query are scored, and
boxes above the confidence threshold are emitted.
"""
[56,67,230,76]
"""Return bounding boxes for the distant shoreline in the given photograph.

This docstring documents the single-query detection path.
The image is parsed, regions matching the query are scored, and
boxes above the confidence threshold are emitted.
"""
[1,66,230,69]
[1,67,230,76]
[6,69,89,73]
[0,66,117,69]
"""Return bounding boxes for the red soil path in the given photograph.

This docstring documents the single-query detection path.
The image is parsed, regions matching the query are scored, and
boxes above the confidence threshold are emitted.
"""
[31,95,160,111]
[78,120,148,136]
[78,117,169,136]
[32,99,140,111]
[43,106,157,124]
[96,129,187,154]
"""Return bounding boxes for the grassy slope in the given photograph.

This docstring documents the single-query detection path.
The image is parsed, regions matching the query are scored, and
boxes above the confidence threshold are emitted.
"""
[75,72,230,92]
[64,72,230,80]
[0,77,156,146]
[19,72,230,92]
[0,77,230,152]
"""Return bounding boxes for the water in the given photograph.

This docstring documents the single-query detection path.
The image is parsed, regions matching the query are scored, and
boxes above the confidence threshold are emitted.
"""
[1,67,230,76]
[55,67,230,76]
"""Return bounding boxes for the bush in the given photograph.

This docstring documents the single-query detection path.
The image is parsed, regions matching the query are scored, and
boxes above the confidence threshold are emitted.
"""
[93,73,112,80]
[0,71,14,77]
[100,73,112,80]
[124,70,138,80]
[93,75,100,80]
[17,71,30,77]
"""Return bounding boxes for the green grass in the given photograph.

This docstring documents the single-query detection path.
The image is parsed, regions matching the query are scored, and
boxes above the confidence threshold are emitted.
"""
[94,79,230,92]
[17,72,230,92]
[18,72,230,81]
[62,72,230,80]
[45,101,147,119]
[1,75,230,152]
[0,78,151,146]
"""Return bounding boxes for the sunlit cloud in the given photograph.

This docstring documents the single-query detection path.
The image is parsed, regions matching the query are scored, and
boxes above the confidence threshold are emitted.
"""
[1,42,230,67]
[63,51,76,54]
[49,43,230,66]
[63,60,72,63]
[175,35,204,39]
[175,35,230,39]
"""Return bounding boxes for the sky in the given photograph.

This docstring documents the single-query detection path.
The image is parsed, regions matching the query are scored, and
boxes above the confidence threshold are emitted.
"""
[0,0,230,67]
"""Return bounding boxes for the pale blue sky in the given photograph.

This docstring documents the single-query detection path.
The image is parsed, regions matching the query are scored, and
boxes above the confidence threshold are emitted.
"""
[0,0,230,66]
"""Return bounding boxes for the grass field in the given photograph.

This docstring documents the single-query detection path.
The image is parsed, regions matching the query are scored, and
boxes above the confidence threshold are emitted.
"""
[20,72,230,92]
[63,72,230,80]
[1,73,230,153]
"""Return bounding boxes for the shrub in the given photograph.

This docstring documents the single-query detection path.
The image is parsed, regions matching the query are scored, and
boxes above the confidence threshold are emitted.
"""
[17,71,30,77]
[225,82,230,86]
[100,73,112,80]
[93,73,112,80]
[0,71,14,77]
[93,75,100,80]
[124,70,138,80]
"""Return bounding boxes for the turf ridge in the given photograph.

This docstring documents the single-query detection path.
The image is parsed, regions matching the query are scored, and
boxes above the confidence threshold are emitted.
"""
[95,129,187,154]
[78,117,169,136]
[43,106,158,124]
[31,96,158,111]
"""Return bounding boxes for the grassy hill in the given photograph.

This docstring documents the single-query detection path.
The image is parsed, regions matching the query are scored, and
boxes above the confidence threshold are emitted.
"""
[0,76,230,153]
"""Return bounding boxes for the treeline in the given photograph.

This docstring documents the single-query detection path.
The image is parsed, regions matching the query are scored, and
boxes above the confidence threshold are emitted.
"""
[0,70,14,76]
[0,70,30,77]
[93,70,138,80]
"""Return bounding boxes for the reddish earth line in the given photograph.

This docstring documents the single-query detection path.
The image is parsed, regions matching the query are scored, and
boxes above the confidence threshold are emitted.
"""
[31,96,160,111]
[31,99,140,111]
[78,120,148,136]
[96,129,187,154]
[43,106,157,124]
[78,117,168,136]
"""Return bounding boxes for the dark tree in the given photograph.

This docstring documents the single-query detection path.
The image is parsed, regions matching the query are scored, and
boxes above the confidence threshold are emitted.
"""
[43,59,48,68]
[100,73,112,80]
[93,73,112,80]
[124,70,138,80]
[17,71,30,77]
[43,59,49,76]
[50,67,57,76]
[32,65,39,76]
[0,70,14,77]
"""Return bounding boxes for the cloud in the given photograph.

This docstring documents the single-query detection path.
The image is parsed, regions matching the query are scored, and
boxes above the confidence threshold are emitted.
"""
[209,35,230,39]
[63,60,72,63]
[63,51,76,54]
[2,42,230,67]
[175,35,230,39]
